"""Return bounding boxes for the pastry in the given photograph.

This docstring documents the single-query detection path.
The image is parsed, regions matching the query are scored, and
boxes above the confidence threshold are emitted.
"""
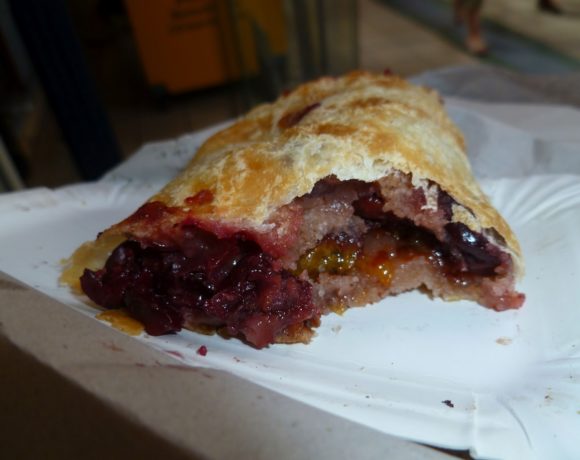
[61,71,524,348]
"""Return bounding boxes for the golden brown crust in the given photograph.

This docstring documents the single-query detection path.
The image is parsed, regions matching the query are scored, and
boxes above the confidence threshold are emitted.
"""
[63,71,523,283]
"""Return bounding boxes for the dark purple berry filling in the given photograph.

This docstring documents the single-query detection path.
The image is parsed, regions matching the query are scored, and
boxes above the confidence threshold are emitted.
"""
[81,226,318,348]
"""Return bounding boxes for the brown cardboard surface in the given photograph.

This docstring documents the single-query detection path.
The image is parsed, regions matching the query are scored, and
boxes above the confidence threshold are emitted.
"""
[0,272,454,460]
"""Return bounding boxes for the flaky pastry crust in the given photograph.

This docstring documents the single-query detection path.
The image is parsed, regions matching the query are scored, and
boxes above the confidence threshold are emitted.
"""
[62,71,523,291]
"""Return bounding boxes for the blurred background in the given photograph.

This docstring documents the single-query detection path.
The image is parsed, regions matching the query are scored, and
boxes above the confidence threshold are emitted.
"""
[0,0,579,191]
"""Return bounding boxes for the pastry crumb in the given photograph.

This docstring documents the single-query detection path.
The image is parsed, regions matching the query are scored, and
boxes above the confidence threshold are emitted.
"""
[495,337,512,345]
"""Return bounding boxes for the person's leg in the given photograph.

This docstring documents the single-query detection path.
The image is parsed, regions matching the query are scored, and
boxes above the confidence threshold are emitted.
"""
[463,0,487,55]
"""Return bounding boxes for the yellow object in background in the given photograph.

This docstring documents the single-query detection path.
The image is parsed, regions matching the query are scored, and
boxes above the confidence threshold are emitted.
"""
[124,0,287,94]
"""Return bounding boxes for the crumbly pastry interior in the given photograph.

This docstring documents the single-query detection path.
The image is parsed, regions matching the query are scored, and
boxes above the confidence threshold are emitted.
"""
[62,71,525,348]
[282,172,522,311]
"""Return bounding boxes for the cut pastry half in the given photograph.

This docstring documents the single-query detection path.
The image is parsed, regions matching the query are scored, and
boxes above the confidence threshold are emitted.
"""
[61,71,524,348]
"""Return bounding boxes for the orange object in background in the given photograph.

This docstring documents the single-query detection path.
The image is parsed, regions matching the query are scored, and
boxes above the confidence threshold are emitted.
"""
[124,0,287,94]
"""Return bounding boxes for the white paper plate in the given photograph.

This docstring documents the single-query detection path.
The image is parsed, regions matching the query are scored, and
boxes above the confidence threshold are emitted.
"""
[1,101,580,460]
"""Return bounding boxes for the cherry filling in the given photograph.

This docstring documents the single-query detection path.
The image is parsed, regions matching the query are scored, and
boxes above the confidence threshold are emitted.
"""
[81,226,318,348]
[296,194,507,286]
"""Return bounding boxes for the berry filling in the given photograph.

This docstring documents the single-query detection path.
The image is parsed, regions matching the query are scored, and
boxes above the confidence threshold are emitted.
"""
[81,226,318,348]
[79,173,523,347]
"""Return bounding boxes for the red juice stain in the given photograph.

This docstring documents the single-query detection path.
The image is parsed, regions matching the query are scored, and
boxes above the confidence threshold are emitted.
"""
[278,102,321,129]
[185,189,214,206]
